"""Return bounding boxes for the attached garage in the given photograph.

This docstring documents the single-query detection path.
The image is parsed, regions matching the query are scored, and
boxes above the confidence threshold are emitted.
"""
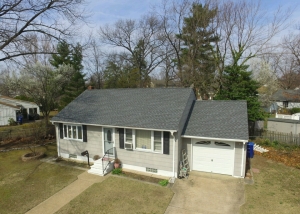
[192,140,234,175]
[181,100,249,178]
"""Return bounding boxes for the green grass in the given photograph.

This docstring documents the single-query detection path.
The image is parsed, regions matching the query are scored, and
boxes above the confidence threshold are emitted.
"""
[56,176,174,214]
[241,155,300,214]
[0,144,83,214]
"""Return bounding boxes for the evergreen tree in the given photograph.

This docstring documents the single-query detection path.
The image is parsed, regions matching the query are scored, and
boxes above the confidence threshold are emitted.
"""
[215,48,265,122]
[50,41,72,67]
[50,42,85,109]
[131,40,149,87]
[177,3,218,98]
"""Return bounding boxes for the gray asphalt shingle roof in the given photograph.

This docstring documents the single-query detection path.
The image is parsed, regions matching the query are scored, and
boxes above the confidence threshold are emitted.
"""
[51,88,194,131]
[183,100,249,140]
[272,89,300,102]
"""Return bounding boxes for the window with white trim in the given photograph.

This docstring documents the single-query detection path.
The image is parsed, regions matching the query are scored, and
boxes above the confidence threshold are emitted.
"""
[125,129,134,149]
[135,130,163,153]
[63,124,83,140]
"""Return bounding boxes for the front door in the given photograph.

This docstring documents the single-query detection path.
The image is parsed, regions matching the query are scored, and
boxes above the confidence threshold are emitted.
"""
[104,128,114,155]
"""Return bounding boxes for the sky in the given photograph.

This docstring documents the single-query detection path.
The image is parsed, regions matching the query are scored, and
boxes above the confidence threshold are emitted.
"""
[85,0,300,29]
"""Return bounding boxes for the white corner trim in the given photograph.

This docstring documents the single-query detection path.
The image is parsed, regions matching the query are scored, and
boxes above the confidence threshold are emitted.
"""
[182,135,247,143]
[241,143,245,177]
[172,132,175,178]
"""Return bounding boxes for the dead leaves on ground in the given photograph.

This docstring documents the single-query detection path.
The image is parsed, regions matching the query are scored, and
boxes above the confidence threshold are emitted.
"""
[255,147,300,169]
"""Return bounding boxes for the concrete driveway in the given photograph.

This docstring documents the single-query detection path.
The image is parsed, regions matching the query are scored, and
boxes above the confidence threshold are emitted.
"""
[165,171,245,214]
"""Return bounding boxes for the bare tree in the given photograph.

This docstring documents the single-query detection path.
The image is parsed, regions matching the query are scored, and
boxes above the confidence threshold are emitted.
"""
[0,0,87,64]
[155,0,193,86]
[214,0,293,91]
[85,39,105,89]
[99,14,166,87]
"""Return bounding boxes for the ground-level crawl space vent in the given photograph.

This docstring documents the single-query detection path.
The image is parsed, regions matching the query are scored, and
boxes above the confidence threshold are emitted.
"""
[146,167,157,173]
[69,154,77,159]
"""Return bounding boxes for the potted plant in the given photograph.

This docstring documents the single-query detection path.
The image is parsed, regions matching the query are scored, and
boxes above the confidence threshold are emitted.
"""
[114,158,121,168]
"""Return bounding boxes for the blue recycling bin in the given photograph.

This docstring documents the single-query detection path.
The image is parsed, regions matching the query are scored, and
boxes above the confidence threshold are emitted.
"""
[247,142,254,158]
[17,115,23,125]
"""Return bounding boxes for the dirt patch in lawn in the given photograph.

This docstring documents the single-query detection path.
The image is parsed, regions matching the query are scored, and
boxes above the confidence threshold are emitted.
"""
[254,147,300,169]
[56,176,174,214]
[241,155,300,214]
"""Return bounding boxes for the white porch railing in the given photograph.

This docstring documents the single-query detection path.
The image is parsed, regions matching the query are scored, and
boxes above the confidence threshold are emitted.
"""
[276,113,300,120]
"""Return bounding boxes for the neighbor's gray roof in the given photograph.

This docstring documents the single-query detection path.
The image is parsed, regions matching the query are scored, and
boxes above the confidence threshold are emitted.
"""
[183,100,249,140]
[51,88,194,131]
[272,89,300,102]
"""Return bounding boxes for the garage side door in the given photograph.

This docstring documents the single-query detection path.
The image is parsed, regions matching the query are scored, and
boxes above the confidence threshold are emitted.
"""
[192,140,234,175]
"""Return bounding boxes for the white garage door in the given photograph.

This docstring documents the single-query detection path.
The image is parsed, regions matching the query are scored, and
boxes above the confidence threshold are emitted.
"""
[192,140,234,175]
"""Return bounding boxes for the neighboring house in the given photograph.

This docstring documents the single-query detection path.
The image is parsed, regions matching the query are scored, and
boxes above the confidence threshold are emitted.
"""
[0,95,40,126]
[51,88,249,178]
[271,89,300,110]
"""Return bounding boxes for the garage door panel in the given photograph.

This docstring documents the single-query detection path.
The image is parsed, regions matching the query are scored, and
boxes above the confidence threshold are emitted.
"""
[192,141,234,176]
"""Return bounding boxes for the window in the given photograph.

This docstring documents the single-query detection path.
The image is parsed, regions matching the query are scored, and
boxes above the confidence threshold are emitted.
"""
[135,130,163,153]
[215,142,230,147]
[154,131,162,152]
[136,130,151,149]
[125,129,133,143]
[63,124,83,140]
[125,129,133,149]
[283,101,289,108]
[196,141,211,145]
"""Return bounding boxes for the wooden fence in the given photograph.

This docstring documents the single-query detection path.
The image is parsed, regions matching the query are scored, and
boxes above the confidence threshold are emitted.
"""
[251,129,300,146]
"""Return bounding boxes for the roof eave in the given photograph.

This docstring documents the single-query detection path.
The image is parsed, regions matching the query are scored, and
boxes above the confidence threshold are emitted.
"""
[181,135,248,143]
[50,120,177,133]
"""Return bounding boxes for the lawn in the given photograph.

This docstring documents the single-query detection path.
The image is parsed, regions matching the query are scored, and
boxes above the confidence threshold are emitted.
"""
[56,176,174,214]
[0,144,83,214]
[241,155,300,214]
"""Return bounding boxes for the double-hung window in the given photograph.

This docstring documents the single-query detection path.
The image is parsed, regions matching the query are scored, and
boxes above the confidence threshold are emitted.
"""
[124,129,133,149]
[135,130,163,153]
[153,131,162,152]
[63,124,83,140]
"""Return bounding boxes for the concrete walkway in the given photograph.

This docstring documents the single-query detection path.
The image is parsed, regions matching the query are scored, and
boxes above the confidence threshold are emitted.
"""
[165,171,245,214]
[25,171,106,214]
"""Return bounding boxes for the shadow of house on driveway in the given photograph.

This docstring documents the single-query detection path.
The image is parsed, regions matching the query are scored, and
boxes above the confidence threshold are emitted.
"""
[165,171,245,214]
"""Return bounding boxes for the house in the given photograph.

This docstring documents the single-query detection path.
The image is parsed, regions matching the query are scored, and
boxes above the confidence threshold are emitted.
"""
[271,89,300,110]
[0,95,40,126]
[50,88,249,178]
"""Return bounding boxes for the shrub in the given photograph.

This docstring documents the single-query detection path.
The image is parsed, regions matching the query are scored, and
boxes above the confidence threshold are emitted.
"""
[291,108,300,114]
[112,168,122,175]
[93,155,100,160]
[8,118,17,126]
[158,179,169,186]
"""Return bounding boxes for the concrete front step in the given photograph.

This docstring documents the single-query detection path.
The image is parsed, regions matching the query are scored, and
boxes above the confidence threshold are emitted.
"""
[88,169,104,176]
[88,159,115,176]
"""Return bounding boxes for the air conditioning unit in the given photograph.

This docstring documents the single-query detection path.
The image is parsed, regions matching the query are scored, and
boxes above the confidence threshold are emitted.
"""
[125,142,133,150]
